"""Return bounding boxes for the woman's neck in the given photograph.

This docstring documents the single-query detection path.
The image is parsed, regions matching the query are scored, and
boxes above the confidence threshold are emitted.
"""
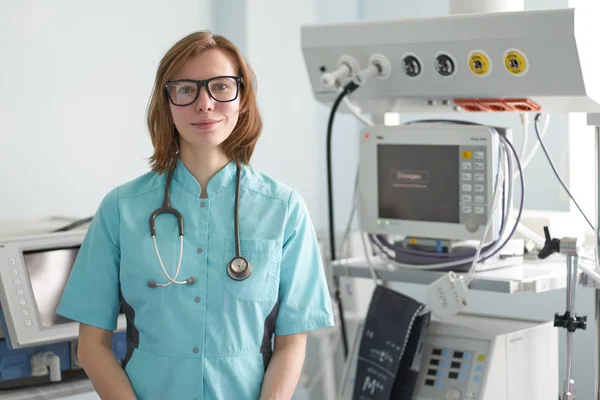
[179,146,230,198]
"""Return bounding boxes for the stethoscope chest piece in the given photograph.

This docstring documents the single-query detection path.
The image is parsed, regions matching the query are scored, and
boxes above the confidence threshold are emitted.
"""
[227,256,252,281]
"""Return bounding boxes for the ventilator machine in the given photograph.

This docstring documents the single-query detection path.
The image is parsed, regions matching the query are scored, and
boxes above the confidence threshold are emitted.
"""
[0,219,126,398]
[300,1,600,399]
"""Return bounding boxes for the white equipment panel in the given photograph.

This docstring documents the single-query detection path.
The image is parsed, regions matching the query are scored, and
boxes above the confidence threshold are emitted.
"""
[359,123,502,242]
[0,231,125,349]
[339,314,558,400]
[301,7,600,115]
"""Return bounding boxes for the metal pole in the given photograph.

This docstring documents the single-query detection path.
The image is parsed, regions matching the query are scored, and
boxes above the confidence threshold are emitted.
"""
[565,256,573,394]
[563,256,576,400]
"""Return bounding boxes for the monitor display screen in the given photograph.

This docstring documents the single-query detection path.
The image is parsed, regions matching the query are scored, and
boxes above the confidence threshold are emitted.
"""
[22,247,79,329]
[377,144,460,223]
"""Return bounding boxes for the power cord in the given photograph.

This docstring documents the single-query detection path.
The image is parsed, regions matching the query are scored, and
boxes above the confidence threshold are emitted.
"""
[533,113,595,231]
[326,80,359,359]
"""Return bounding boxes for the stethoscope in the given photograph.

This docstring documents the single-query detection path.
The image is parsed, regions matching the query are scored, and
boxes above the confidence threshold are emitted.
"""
[146,162,252,288]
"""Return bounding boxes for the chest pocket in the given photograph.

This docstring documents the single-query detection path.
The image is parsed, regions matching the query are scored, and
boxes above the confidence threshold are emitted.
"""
[221,237,280,302]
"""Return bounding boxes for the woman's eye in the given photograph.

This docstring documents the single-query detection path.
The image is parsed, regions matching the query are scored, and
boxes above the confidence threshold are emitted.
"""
[178,86,195,95]
[212,84,228,91]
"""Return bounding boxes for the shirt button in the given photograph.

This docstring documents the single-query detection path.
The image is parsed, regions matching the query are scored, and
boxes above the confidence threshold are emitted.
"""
[195,296,201,303]
[193,347,199,353]
[200,202,206,207]
[197,248,203,253]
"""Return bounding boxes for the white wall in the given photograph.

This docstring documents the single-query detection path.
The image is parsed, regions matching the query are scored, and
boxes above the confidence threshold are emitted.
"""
[0,0,213,221]
[244,2,322,222]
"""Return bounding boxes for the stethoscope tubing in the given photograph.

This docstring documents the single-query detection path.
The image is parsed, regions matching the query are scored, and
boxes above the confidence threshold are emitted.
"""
[147,162,249,288]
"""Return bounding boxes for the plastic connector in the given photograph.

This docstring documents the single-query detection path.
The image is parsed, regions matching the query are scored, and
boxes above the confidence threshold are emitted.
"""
[321,63,351,89]
[354,63,381,85]
[369,54,392,80]
[31,351,62,382]
[426,271,469,319]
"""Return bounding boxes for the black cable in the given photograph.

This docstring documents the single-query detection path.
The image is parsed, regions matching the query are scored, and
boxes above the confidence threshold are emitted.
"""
[327,80,358,359]
[51,216,94,233]
[533,113,595,231]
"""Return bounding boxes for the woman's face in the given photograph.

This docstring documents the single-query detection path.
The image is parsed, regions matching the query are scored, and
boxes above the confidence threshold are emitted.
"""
[168,48,241,154]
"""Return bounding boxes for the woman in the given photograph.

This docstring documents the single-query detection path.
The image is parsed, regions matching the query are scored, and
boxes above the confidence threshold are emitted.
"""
[57,30,335,400]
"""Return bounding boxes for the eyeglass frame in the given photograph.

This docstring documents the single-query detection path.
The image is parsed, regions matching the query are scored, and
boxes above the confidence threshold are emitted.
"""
[164,75,244,106]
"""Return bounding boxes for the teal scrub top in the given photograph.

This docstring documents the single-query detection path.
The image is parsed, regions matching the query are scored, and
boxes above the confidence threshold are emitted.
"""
[57,158,335,400]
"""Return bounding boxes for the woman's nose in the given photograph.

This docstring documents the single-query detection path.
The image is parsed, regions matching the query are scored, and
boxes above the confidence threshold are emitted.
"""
[195,87,214,112]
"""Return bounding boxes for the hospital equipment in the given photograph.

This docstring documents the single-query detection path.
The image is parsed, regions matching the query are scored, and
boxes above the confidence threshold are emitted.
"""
[359,123,502,243]
[148,162,251,288]
[340,313,558,400]
[0,220,126,392]
[357,122,525,275]
[538,229,587,400]
[300,3,600,399]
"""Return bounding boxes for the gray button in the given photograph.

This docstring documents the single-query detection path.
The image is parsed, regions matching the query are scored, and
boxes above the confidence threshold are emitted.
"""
[461,195,472,203]
[195,296,201,303]
[14,278,21,285]
[462,184,472,192]
[462,162,472,170]
[11,268,18,276]
[462,173,472,181]
[200,202,206,208]
[19,298,27,306]
[465,216,480,233]
[474,184,485,193]
[475,174,485,182]
[475,195,485,204]
[24,319,32,327]
[193,347,199,353]
[475,151,484,159]
[462,206,473,214]
[475,206,485,214]
[8,257,15,266]
[197,248,203,253]
[22,309,30,316]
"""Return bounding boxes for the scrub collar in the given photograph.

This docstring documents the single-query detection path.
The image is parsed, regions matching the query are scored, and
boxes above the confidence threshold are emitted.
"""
[173,157,238,198]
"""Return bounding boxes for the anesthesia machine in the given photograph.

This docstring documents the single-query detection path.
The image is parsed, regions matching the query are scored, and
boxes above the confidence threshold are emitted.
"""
[0,219,126,397]
[301,3,600,400]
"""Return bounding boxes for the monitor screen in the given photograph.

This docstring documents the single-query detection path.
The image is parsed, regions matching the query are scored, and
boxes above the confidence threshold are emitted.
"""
[377,144,460,223]
[22,247,79,329]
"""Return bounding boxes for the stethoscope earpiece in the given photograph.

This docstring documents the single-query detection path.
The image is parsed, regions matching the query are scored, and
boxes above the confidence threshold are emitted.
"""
[227,256,252,281]
[147,277,196,289]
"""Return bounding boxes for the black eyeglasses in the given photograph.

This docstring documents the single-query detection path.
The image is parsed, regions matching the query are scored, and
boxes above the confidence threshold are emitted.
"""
[164,76,243,106]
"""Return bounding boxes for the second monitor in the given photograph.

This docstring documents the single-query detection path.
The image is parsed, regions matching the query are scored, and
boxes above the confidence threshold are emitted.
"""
[359,122,504,243]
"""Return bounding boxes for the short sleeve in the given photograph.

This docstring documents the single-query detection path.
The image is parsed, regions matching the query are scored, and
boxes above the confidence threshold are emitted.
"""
[274,190,335,336]
[56,187,121,331]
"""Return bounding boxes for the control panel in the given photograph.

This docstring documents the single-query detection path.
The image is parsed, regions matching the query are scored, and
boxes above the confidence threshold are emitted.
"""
[459,146,488,233]
[302,7,600,114]
[417,336,490,400]
[6,254,35,330]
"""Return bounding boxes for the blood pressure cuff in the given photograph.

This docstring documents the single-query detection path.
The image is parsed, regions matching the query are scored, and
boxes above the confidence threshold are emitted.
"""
[352,285,430,400]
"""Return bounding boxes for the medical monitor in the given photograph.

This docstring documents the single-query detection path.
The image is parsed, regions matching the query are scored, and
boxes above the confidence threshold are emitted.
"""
[359,123,503,242]
[0,231,125,349]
